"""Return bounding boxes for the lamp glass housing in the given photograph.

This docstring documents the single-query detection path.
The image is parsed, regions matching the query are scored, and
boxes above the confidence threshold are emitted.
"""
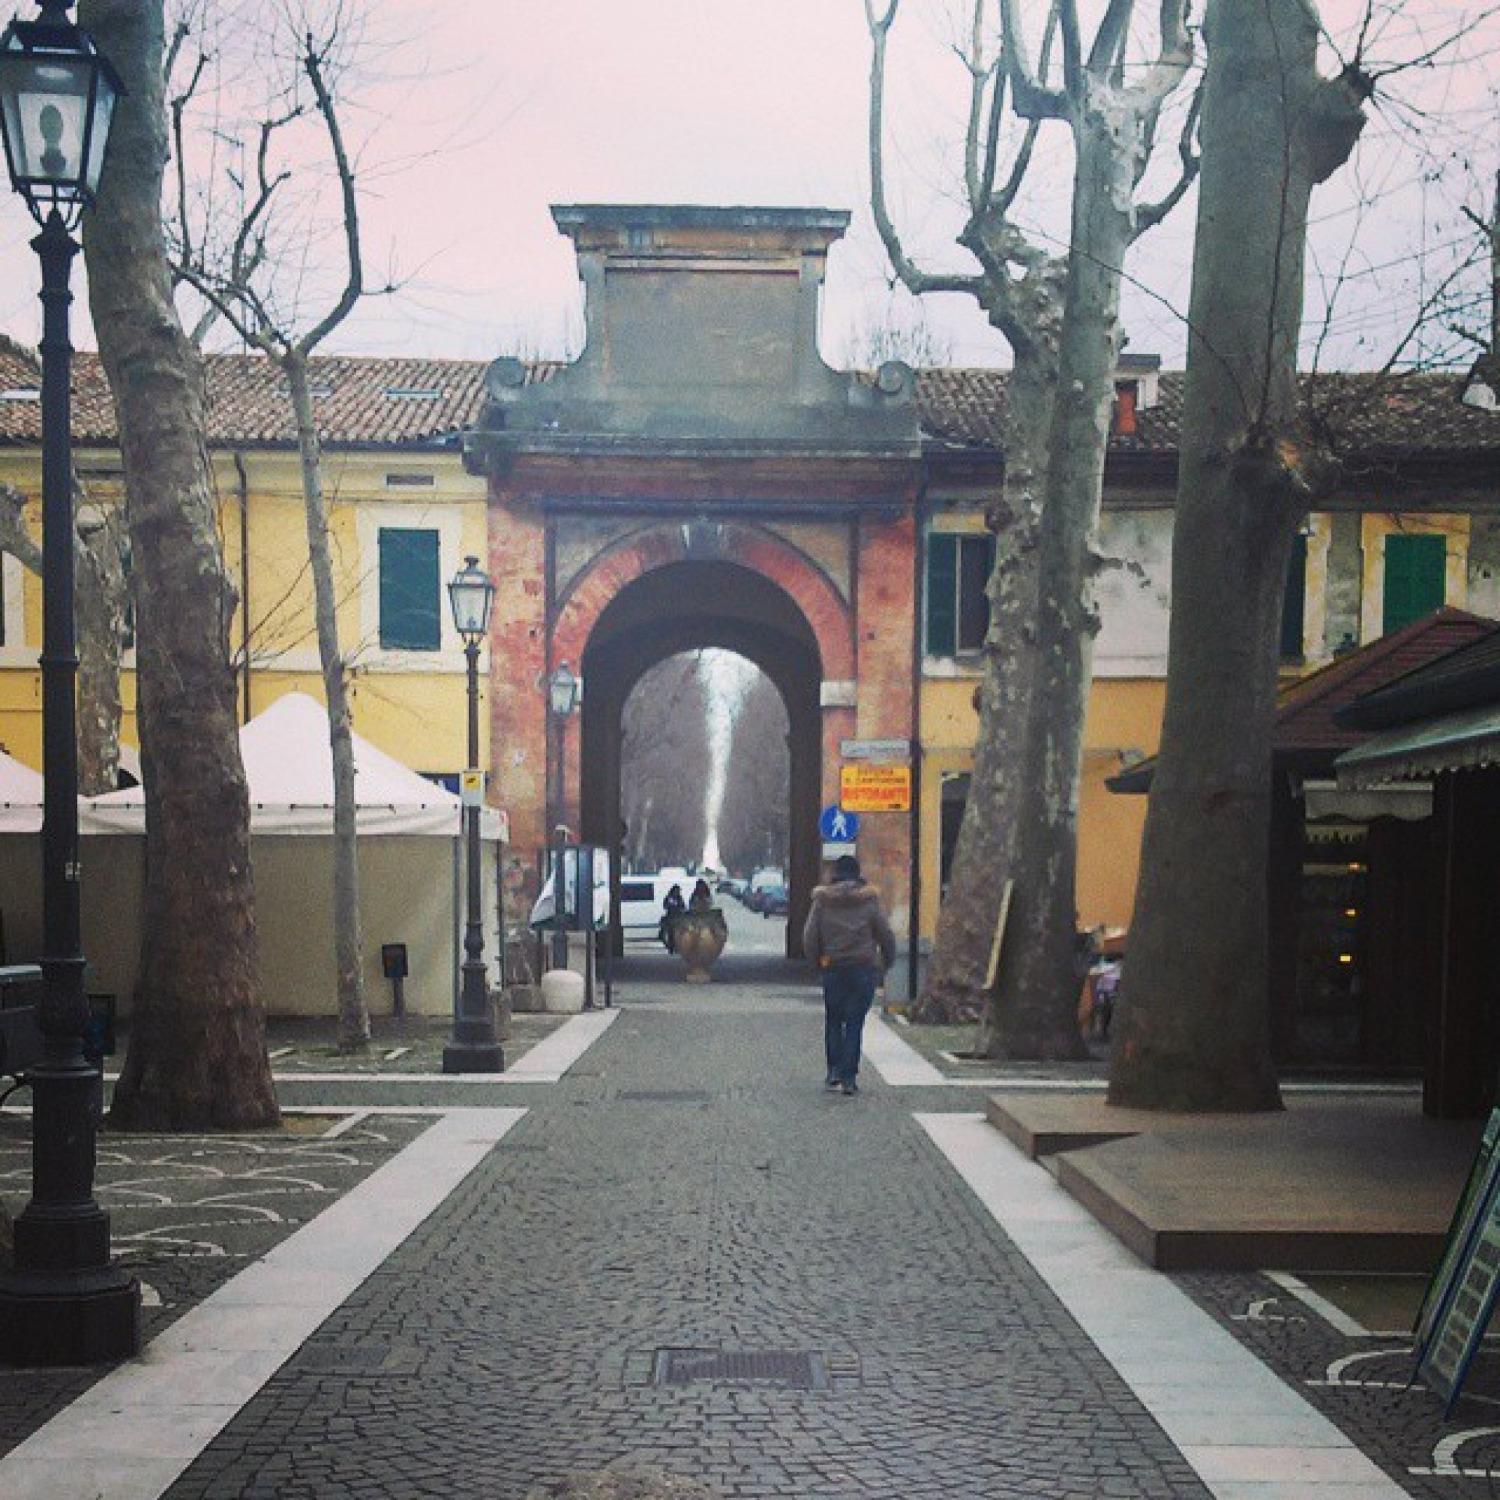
[447,555,494,644]
[548,663,580,717]
[0,12,120,221]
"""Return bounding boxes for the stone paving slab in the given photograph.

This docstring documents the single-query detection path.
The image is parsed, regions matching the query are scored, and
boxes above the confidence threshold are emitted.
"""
[0,1112,427,1461]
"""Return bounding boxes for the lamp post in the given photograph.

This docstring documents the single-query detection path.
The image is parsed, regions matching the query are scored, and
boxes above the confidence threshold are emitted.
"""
[0,0,138,1365]
[443,556,503,1074]
[545,662,580,969]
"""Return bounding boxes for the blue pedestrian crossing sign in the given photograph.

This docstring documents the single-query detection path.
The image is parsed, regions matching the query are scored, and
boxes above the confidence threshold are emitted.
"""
[819,805,860,842]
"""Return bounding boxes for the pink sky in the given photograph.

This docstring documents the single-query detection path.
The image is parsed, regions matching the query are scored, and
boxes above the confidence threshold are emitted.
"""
[0,0,1491,372]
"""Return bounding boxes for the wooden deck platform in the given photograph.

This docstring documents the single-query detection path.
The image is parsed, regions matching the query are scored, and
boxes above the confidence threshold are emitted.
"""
[985,1091,1481,1272]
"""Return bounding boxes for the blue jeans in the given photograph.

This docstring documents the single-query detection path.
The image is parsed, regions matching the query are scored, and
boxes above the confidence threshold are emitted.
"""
[823,964,876,1084]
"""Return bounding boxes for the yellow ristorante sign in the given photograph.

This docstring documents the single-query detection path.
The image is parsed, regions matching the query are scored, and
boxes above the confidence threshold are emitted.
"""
[840,763,912,813]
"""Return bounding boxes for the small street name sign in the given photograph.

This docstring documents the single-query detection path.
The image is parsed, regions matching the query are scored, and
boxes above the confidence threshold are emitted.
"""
[840,738,911,762]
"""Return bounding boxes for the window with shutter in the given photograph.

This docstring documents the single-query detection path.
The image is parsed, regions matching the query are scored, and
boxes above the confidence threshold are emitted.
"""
[1382,533,1446,634]
[1279,533,1307,660]
[378,528,441,650]
[926,532,958,657]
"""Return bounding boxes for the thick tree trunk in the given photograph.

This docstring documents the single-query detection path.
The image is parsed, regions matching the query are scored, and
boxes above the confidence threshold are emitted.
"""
[916,346,1054,1026]
[990,121,1137,1061]
[82,0,276,1131]
[286,355,368,1052]
[1110,0,1367,1111]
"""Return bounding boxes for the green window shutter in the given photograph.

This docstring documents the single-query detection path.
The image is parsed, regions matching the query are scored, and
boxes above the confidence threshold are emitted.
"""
[1382,533,1447,634]
[926,532,958,657]
[379,528,441,650]
[1279,533,1307,660]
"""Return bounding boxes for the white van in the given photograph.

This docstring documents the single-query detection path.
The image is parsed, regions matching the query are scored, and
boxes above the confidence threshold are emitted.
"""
[619,874,662,938]
[618,870,693,940]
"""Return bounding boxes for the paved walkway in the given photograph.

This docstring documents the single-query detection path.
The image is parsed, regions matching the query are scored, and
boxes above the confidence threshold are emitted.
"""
[2,932,1426,1498]
[178,956,1208,1499]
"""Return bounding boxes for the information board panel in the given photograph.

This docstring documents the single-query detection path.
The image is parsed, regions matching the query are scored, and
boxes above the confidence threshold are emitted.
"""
[1415,1108,1500,1356]
[840,764,912,813]
[1418,1179,1500,1413]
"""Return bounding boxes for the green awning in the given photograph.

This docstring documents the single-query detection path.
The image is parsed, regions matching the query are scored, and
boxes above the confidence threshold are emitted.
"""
[1336,701,1500,789]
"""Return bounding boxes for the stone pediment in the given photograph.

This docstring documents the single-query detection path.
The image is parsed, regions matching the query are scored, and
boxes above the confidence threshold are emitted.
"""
[467,205,920,464]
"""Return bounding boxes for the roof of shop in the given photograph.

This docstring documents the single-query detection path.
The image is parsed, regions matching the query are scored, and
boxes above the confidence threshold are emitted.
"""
[1109,608,1499,793]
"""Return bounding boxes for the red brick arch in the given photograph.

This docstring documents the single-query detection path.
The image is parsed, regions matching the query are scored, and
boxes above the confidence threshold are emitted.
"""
[550,522,854,680]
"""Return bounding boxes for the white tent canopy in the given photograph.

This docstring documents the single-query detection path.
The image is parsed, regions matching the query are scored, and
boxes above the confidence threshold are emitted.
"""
[0,747,44,835]
[84,692,504,840]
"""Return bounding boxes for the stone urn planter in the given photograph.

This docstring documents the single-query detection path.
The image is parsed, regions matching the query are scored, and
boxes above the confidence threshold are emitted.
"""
[674,908,728,982]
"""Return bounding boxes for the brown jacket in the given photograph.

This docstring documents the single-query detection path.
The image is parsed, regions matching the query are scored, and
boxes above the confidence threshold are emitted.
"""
[802,880,897,974]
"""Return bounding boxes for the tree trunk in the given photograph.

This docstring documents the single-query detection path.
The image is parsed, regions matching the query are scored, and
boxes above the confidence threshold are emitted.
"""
[1110,0,1367,1111]
[0,476,124,796]
[916,345,1054,1027]
[75,511,126,796]
[989,119,1138,1061]
[286,353,368,1053]
[82,0,276,1131]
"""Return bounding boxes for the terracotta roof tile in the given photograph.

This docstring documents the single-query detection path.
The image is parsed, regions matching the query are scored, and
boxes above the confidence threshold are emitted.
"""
[0,350,1494,456]
[0,350,487,450]
[913,368,1500,455]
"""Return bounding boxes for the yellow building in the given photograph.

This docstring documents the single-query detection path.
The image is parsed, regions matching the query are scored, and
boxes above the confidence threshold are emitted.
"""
[0,347,1493,968]
[912,364,1500,949]
[0,350,491,780]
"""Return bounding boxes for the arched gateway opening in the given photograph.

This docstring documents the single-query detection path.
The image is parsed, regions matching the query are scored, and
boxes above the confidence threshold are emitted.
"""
[580,560,822,958]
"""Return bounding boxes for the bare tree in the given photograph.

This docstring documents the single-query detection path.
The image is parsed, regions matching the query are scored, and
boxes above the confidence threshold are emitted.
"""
[864,0,1067,1039]
[621,654,713,871]
[868,0,1197,1057]
[80,0,276,1130]
[174,5,389,1052]
[1111,4,1481,1110]
[717,670,790,875]
[983,0,1196,1058]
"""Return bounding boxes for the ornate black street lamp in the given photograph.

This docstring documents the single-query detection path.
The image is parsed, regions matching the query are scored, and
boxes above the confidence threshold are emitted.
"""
[0,0,138,1364]
[443,555,503,1074]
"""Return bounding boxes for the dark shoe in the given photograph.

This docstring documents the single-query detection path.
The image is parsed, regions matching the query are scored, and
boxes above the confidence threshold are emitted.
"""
[840,1080,858,1096]
[824,1075,840,1091]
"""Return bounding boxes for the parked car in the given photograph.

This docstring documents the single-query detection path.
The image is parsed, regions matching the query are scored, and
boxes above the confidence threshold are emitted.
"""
[746,868,784,913]
[716,877,745,899]
[760,884,789,918]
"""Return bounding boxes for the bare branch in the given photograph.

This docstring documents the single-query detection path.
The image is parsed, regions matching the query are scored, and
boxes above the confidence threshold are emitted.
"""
[1087,0,1136,75]
[1132,81,1203,238]
[865,0,986,301]
[999,0,1071,119]
[296,34,364,354]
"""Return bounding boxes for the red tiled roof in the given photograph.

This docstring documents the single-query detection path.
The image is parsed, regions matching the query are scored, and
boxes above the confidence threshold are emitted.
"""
[913,368,1500,456]
[0,350,487,450]
[0,349,1494,456]
[1109,608,1500,792]
[1275,608,1500,752]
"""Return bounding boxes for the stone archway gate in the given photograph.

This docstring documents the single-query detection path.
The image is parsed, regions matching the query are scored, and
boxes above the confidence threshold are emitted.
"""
[463,204,922,959]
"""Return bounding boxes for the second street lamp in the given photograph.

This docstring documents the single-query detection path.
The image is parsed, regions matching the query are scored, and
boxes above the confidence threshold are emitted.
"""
[443,556,503,1074]
[0,0,138,1364]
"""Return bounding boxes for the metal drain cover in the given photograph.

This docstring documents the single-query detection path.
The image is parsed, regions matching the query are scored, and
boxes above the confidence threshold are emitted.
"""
[652,1348,828,1390]
[618,1089,711,1102]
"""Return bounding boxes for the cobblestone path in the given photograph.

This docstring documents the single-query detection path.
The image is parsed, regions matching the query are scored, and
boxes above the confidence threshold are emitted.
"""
[166,964,1209,1499]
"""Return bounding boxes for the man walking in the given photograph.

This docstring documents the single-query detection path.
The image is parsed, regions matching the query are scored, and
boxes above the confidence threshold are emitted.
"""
[803,854,896,1096]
